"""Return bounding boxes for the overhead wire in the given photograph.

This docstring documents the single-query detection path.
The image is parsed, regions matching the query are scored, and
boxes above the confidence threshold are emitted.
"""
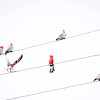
[4,29,100,99]
[6,81,99,100]
[0,53,100,76]
[10,28,100,53]
[3,29,100,99]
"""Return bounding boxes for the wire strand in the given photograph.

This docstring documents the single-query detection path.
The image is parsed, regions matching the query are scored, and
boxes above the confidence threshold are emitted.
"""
[11,28,100,53]
[0,53,100,76]
[6,81,99,100]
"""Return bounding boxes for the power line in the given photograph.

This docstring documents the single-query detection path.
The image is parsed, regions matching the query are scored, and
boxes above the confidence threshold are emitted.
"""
[11,28,100,53]
[6,81,99,100]
[0,53,100,76]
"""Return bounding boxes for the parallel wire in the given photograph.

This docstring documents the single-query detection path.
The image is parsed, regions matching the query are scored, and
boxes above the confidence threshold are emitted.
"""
[0,53,100,76]
[6,81,99,100]
[4,29,100,99]
[12,28,100,53]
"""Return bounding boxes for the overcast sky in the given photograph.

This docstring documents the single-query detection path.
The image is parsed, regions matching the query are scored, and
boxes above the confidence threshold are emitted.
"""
[0,0,100,100]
